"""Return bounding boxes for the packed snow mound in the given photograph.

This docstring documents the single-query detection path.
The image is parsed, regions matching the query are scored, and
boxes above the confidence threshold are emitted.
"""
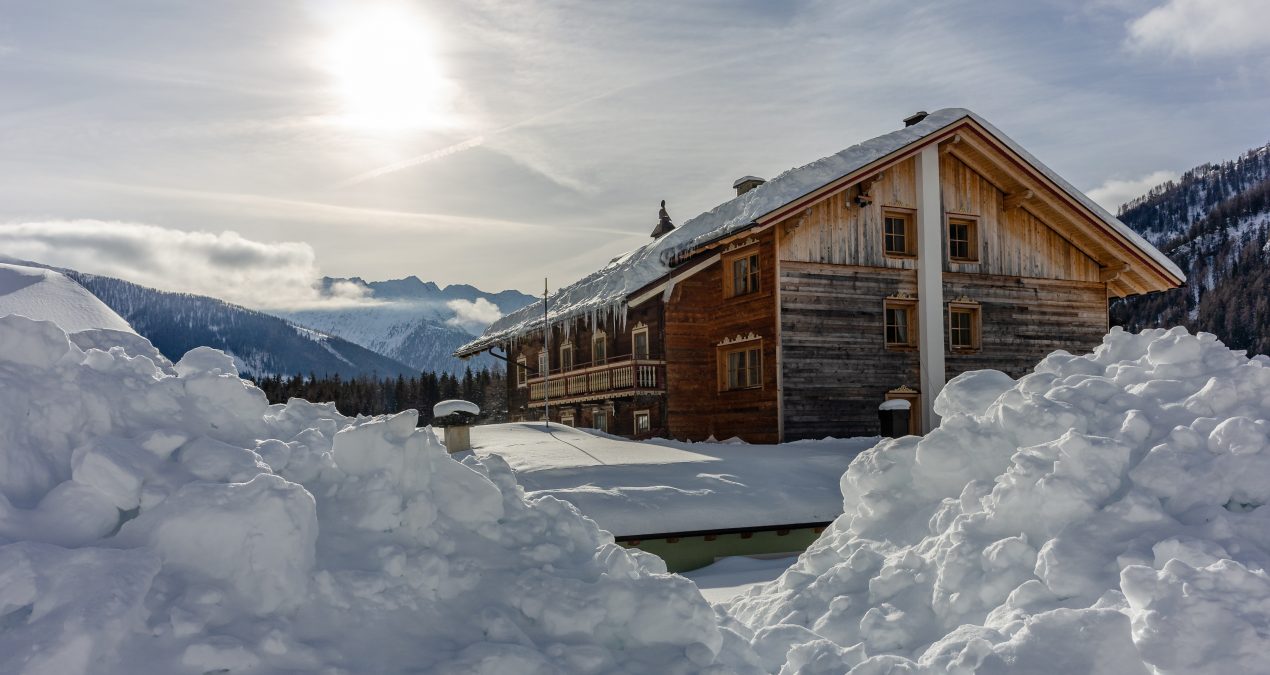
[0,262,133,334]
[725,326,1270,674]
[0,314,761,674]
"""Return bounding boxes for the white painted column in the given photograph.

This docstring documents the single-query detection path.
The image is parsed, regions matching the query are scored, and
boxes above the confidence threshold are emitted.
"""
[915,144,945,433]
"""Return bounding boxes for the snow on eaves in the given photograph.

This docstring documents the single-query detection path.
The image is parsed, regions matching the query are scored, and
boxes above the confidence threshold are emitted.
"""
[456,108,1183,356]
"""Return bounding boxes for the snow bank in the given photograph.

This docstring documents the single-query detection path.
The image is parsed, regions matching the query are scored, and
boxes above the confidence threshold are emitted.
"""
[724,326,1270,674]
[0,262,133,334]
[0,314,761,674]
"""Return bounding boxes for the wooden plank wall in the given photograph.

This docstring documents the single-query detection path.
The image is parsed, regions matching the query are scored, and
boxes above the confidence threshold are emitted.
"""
[776,148,1110,440]
[505,298,666,436]
[664,231,780,443]
[943,273,1108,378]
[779,262,920,440]
[777,154,1101,283]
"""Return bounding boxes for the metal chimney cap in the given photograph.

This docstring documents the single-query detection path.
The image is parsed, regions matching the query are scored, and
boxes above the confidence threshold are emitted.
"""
[903,111,929,127]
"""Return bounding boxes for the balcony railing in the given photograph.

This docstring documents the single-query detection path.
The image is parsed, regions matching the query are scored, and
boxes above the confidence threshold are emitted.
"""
[527,357,665,403]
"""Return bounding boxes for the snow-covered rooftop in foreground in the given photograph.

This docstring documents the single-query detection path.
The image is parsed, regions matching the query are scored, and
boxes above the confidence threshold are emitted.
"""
[0,262,133,334]
[458,108,1183,355]
[468,423,877,535]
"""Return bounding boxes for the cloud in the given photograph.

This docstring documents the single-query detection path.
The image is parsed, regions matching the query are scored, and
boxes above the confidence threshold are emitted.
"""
[445,298,504,333]
[0,220,371,309]
[1087,170,1179,212]
[1127,0,1270,57]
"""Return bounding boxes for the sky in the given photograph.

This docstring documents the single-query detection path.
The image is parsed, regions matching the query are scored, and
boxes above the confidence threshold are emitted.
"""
[1,0,1268,307]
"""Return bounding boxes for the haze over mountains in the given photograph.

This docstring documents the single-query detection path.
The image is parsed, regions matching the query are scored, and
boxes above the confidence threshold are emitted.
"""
[277,275,536,374]
[0,254,535,378]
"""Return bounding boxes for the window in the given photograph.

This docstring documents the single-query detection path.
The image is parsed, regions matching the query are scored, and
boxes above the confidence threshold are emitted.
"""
[632,327,650,360]
[592,332,607,364]
[516,356,527,387]
[634,410,651,434]
[883,209,915,257]
[719,343,762,390]
[725,251,760,297]
[884,299,917,349]
[538,351,549,377]
[560,341,574,371]
[948,217,978,262]
[592,410,608,432]
[949,303,981,351]
[559,412,575,427]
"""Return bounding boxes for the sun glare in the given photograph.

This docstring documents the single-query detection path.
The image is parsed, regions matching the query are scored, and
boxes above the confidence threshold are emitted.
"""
[326,7,450,132]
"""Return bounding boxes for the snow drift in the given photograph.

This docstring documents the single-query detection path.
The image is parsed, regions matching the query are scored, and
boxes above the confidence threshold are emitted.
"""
[0,314,758,674]
[724,326,1270,674]
[0,262,133,334]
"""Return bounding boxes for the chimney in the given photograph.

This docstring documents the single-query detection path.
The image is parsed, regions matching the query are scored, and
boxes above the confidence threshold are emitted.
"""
[732,176,766,196]
[903,111,929,127]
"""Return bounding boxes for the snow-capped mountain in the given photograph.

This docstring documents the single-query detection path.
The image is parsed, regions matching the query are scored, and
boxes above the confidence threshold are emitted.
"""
[12,260,421,379]
[1113,141,1270,355]
[277,275,536,375]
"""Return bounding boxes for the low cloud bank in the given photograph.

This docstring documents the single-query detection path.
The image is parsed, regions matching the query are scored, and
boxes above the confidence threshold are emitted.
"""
[0,220,370,309]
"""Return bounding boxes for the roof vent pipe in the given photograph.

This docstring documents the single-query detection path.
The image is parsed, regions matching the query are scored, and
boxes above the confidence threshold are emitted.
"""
[732,176,766,196]
[903,111,929,127]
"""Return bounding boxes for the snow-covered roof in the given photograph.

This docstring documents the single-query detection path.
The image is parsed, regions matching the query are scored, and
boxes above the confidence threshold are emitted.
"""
[456,108,1183,356]
[467,423,878,535]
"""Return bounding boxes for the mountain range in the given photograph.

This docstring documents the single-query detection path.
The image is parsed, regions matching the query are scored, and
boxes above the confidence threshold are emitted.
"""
[276,275,536,374]
[1112,141,1270,355]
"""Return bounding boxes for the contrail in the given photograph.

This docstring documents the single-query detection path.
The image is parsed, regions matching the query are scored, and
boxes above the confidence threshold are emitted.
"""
[333,54,749,189]
[334,135,487,188]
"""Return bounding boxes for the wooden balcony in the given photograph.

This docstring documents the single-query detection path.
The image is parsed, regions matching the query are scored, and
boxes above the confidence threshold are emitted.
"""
[527,357,665,406]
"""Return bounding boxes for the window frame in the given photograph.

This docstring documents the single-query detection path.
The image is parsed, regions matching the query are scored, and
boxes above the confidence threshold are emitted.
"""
[634,410,651,434]
[592,331,608,365]
[538,351,549,378]
[883,298,918,350]
[516,355,527,387]
[723,249,761,298]
[948,302,982,352]
[559,411,575,427]
[946,214,980,263]
[631,325,650,360]
[560,340,574,371]
[882,207,917,258]
[592,409,608,433]
[884,387,921,436]
[718,340,763,391]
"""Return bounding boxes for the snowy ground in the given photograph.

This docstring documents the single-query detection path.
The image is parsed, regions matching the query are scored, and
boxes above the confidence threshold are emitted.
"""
[469,423,877,536]
[4,284,1270,674]
[683,555,799,604]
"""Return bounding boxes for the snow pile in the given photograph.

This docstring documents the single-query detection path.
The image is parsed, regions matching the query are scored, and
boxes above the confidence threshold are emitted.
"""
[0,262,133,334]
[725,326,1270,674]
[0,314,760,674]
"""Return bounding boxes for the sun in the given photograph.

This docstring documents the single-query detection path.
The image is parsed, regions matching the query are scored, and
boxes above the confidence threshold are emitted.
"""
[325,7,451,132]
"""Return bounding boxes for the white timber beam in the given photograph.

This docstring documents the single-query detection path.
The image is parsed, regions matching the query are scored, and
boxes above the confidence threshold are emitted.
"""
[915,144,945,433]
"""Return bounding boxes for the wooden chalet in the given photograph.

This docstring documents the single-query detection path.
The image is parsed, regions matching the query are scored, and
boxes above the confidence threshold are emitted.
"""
[456,109,1184,443]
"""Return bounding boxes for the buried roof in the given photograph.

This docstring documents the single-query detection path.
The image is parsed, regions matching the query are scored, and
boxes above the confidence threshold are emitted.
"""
[466,423,878,535]
[455,108,1184,357]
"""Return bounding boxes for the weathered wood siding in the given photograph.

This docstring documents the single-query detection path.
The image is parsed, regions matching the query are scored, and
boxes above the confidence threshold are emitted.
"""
[664,232,780,443]
[777,149,1109,440]
[504,298,667,438]
[779,262,920,440]
[777,154,1101,281]
[942,273,1107,378]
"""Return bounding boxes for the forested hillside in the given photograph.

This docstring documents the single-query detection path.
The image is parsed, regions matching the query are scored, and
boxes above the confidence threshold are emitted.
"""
[1112,142,1270,355]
